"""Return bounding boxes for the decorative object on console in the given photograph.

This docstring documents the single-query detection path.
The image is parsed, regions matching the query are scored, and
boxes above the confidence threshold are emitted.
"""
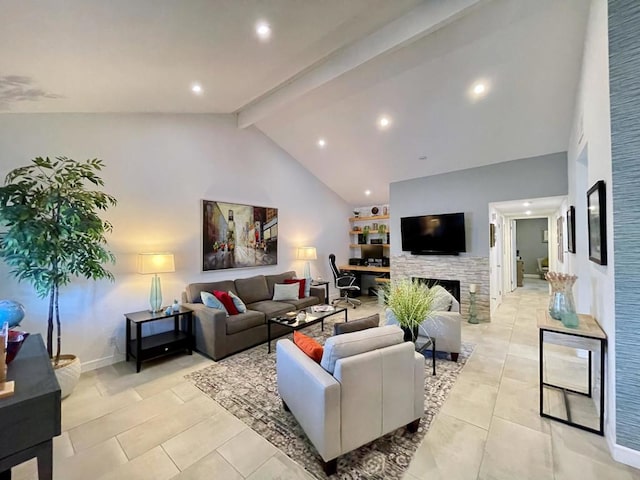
[138,253,175,312]
[587,180,607,265]
[296,310,307,322]
[0,322,15,398]
[0,300,25,328]
[296,246,317,280]
[383,206,388,215]
[0,156,117,399]
[172,300,180,312]
[468,284,478,324]
[378,224,387,235]
[545,272,579,327]
[362,225,370,243]
[5,329,30,365]
[202,200,278,271]
[353,209,360,218]
[371,206,379,215]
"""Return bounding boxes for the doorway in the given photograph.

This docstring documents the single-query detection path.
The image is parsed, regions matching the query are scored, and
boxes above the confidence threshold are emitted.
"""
[489,195,567,313]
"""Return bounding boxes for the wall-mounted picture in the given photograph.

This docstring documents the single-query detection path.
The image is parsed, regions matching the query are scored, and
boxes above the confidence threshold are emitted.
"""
[567,206,576,253]
[202,200,278,271]
[557,216,564,263]
[587,180,607,265]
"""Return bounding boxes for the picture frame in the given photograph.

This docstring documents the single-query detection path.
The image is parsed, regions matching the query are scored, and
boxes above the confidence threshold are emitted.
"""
[202,200,278,271]
[557,216,564,263]
[489,223,496,248]
[567,206,576,253]
[587,180,607,265]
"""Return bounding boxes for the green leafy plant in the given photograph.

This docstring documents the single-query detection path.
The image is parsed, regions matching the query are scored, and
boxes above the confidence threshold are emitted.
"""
[0,157,117,364]
[380,278,437,339]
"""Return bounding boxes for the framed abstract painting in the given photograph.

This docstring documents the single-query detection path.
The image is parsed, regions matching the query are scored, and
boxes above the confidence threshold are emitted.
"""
[202,200,278,271]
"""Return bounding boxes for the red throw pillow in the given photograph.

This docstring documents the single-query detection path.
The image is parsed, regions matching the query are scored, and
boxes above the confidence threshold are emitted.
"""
[213,290,239,315]
[284,278,305,299]
[293,331,323,363]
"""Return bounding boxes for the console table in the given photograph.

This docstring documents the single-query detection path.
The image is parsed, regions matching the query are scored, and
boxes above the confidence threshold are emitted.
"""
[0,334,61,479]
[538,310,606,435]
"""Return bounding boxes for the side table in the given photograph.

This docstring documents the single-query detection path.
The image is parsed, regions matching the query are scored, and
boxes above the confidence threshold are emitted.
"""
[311,280,330,304]
[125,307,193,373]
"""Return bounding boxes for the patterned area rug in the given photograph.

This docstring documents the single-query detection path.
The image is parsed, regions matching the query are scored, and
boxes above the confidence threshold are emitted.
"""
[186,320,473,479]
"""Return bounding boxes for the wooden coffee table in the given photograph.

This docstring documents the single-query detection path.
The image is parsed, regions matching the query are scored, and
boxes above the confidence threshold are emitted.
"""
[267,305,347,353]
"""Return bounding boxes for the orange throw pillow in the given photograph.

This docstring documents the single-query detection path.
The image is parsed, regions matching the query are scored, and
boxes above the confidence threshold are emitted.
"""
[293,331,323,363]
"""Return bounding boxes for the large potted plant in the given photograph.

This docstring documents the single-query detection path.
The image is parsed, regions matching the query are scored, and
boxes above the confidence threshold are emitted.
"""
[381,278,437,342]
[0,156,116,398]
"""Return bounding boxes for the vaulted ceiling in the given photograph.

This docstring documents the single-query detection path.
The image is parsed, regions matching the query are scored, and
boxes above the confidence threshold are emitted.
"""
[1,0,590,205]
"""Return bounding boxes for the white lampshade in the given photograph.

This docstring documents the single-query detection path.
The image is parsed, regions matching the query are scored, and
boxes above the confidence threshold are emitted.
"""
[296,247,317,261]
[138,253,175,274]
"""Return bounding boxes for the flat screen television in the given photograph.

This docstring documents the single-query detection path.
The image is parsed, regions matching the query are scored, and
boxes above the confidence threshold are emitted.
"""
[400,212,466,255]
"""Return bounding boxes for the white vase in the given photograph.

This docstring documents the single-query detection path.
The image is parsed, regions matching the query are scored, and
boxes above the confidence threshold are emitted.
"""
[54,354,81,399]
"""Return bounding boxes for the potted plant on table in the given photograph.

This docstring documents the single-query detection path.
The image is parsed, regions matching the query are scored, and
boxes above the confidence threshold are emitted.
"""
[380,278,437,342]
[0,157,117,398]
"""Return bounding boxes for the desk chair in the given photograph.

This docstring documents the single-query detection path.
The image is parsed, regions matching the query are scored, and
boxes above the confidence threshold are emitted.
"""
[329,254,361,309]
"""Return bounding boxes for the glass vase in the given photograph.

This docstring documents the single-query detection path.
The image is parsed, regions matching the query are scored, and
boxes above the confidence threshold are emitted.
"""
[560,288,579,328]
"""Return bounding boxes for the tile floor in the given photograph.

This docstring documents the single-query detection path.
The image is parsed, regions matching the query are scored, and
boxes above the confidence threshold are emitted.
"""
[10,278,640,479]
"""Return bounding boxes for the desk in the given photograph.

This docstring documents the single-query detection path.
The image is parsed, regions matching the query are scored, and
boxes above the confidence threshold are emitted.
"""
[538,310,606,435]
[339,265,390,274]
[339,265,390,297]
[0,334,61,480]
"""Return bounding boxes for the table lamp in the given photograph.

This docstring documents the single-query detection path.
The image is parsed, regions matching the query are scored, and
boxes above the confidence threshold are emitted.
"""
[296,247,317,279]
[138,253,175,312]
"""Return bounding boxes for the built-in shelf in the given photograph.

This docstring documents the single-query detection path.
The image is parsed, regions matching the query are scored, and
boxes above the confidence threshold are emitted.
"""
[349,214,389,222]
[350,243,390,248]
[349,230,390,235]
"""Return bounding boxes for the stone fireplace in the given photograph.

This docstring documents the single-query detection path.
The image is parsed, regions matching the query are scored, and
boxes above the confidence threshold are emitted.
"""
[392,254,490,322]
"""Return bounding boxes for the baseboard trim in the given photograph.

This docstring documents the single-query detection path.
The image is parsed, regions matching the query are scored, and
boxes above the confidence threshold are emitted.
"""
[607,431,640,469]
[81,353,125,372]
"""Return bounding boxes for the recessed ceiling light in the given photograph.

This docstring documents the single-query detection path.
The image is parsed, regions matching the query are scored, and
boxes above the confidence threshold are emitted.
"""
[364,190,371,196]
[525,210,532,215]
[317,138,326,148]
[191,84,203,95]
[469,80,490,99]
[256,22,271,40]
[378,116,391,129]
[523,201,531,206]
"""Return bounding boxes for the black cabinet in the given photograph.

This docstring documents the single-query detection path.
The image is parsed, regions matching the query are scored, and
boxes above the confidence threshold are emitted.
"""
[0,334,61,479]
[125,307,193,373]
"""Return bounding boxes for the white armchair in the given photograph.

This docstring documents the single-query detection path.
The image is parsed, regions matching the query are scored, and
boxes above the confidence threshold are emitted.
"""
[276,326,424,475]
[385,285,462,361]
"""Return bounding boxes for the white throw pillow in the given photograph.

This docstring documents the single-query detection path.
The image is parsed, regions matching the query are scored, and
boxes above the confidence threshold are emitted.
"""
[430,285,453,312]
[320,325,403,374]
[200,291,229,316]
[272,283,300,301]
[228,291,247,313]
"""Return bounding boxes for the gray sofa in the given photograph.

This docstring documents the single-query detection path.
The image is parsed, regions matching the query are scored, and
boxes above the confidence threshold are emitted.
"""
[182,271,326,360]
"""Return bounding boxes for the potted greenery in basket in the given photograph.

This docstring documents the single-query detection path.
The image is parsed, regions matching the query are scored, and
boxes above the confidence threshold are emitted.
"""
[0,157,117,398]
[380,278,437,342]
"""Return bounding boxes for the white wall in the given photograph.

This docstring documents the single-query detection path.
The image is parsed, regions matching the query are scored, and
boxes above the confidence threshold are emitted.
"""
[0,113,350,370]
[566,0,619,456]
